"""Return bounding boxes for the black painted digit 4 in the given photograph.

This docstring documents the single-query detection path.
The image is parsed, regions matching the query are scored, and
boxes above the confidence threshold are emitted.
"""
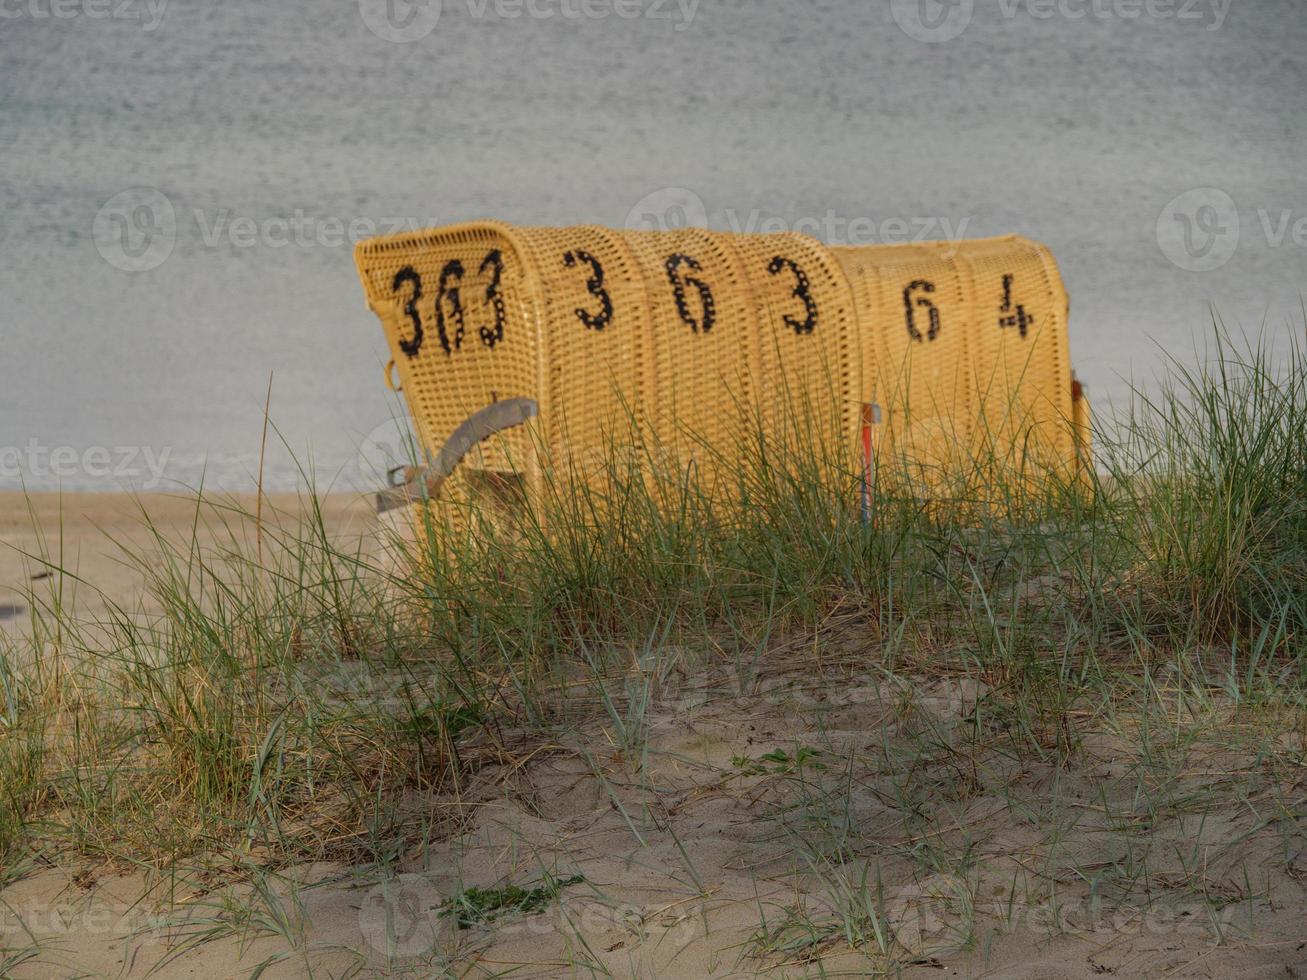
[665,254,716,334]
[997,273,1034,338]
[903,279,941,342]
[391,266,425,358]
[478,250,507,349]
[563,250,614,331]
[767,256,818,335]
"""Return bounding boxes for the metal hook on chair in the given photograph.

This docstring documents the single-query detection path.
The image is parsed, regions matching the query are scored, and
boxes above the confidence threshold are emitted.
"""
[376,397,538,513]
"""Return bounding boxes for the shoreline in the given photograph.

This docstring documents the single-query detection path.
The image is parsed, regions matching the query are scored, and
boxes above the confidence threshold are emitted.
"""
[0,490,376,633]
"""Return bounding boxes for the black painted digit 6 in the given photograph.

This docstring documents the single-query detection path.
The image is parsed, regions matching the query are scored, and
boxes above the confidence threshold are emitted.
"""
[434,259,465,356]
[563,250,614,331]
[391,266,424,358]
[665,254,716,334]
[478,250,507,349]
[903,279,941,343]
[767,256,818,335]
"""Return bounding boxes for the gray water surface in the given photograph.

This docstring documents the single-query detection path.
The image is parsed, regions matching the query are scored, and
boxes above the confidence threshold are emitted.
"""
[1,0,1303,491]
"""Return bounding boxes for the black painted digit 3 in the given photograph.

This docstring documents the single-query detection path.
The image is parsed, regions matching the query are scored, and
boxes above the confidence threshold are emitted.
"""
[665,254,716,334]
[903,279,941,343]
[563,250,613,331]
[767,256,818,335]
[434,259,466,356]
[477,250,507,349]
[391,265,424,358]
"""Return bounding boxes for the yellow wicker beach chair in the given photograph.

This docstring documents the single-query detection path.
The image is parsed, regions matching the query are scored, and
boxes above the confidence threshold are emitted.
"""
[832,235,1084,491]
[354,222,1089,515]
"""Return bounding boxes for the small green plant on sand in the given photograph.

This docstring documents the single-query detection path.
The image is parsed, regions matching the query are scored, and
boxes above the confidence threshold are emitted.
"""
[733,746,826,776]
[438,874,586,929]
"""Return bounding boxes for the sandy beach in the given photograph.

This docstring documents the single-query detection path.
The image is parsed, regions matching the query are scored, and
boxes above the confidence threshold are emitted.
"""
[3,489,1307,978]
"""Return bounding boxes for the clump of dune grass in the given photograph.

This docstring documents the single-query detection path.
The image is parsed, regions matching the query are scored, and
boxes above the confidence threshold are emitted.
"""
[0,319,1303,973]
[1101,320,1307,643]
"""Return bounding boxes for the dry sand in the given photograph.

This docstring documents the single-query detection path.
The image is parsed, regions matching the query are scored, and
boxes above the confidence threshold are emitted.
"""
[2,493,1306,978]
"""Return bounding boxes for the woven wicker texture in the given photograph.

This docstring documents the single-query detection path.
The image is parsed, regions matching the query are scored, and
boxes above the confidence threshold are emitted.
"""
[509,225,649,475]
[355,224,1082,507]
[730,231,860,461]
[354,222,541,483]
[834,241,974,480]
[620,227,759,475]
[832,235,1077,485]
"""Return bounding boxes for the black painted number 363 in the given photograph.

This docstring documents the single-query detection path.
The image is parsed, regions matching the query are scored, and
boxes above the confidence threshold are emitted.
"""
[391,251,507,359]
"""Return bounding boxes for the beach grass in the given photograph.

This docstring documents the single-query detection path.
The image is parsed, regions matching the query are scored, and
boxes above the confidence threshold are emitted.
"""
[0,321,1305,975]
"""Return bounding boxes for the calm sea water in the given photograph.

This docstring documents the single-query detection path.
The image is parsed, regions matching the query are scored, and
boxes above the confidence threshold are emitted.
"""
[1,0,1303,491]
